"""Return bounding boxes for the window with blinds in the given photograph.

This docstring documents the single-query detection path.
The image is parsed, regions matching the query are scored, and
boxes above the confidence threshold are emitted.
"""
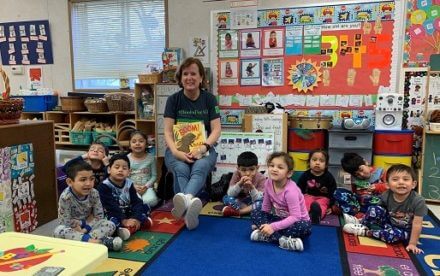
[70,0,166,90]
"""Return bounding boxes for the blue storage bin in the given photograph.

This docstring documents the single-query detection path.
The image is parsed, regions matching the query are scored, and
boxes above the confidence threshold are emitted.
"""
[11,95,58,112]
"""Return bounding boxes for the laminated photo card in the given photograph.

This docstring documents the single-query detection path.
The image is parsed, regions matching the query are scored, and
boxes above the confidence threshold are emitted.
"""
[262,58,284,86]
[218,30,238,58]
[219,59,238,86]
[240,58,260,86]
[239,29,261,58]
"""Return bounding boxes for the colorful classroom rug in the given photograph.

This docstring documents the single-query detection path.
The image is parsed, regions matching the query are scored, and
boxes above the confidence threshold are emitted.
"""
[86,201,439,275]
[141,215,343,276]
[413,210,440,275]
[200,201,340,226]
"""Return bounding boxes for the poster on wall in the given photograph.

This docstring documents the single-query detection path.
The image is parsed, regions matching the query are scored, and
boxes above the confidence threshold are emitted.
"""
[0,147,13,233]
[0,20,53,65]
[240,58,260,86]
[239,29,261,58]
[218,30,238,58]
[9,144,37,233]
[189,36,209,66]
[403,0,440,67]
[214,1,397,108]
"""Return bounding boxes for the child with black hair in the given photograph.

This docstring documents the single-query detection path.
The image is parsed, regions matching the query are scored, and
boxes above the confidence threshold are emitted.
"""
[222,151,266,217]
[342,164,427,254]
[297,150,336,224]
[127,130,159,208]
[54,160,122,251]
[64,141,109,188]
[97,153,152,241]
[334,152,387,216]
[251,152,311,252]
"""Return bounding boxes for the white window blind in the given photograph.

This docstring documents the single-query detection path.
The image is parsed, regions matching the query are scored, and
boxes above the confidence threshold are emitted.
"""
[71,0,165,89]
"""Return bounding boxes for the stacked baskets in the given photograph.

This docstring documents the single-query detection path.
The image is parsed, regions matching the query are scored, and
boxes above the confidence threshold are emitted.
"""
[0,66,23,124]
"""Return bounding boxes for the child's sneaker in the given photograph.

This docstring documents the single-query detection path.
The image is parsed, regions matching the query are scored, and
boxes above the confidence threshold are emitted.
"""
[171,193,189,219]
[309,202,322,224]
[222,206,240,217]
[279,236,304,252]
[343,213,360,225]
[141,217,154,230]
[102,236,123,251]
[250,229,270,243]
[117,227,131,241]
[184,197,203,230]
[343,223,368,236]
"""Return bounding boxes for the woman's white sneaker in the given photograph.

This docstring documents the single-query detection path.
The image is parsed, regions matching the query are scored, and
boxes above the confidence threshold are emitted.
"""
[171,193,188,219]
[184,197,202,230]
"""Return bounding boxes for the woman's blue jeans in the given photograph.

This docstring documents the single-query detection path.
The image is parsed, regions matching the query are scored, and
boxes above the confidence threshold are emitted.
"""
[165,148,217,196]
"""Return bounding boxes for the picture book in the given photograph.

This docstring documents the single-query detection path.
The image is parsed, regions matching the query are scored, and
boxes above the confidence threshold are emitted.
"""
[173,121,207,154]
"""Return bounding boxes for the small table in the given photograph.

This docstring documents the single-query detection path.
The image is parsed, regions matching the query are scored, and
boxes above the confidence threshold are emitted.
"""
[0,232,107,275]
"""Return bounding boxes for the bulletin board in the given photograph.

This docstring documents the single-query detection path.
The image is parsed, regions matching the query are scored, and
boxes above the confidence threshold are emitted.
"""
[403,0,440,68]
[212,1,402,110]
[0,20,53,65]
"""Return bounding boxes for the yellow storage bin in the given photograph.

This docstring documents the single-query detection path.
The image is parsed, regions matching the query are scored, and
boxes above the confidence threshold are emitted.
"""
[289,152,309,171]
[373,155,412,171]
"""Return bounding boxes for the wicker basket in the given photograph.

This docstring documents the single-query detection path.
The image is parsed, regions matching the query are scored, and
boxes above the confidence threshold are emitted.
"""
[84,97,108,113]
[0,66,23,125]
[138,73,162,84]
[61,96,86,112]
[104,93,134,112]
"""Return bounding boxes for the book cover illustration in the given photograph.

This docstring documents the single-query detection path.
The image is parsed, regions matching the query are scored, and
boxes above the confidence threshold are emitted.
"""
[173,122,207,154]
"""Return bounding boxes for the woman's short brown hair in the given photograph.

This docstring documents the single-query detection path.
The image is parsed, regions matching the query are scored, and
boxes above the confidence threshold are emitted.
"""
[175,57,207,89]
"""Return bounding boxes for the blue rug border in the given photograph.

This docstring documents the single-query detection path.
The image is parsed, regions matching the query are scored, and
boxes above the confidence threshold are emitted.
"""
[409,209,440,275]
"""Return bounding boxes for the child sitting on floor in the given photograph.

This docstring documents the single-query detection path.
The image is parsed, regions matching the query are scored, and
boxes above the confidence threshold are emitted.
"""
[250,152,311,252]
[297,150,337,224]
[222,151,266,217]
[64,141,109,188]
[98,153,152,241]
[54,160,122,251]
[334,152,387,215]
[342,164,427,254]
[127,130,159,209]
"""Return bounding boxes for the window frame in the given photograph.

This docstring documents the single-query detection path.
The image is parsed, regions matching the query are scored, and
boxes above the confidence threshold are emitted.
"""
[68,0,169,93]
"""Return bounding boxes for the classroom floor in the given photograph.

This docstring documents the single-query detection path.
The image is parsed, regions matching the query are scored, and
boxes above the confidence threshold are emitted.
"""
[31,203,440,237]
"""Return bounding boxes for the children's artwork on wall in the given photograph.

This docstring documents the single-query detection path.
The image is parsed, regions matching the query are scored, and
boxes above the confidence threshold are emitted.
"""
[403,0,440,67]
[239,29,261,58]
[218,30,238,58]
[0,147,13,233]
[0,143,37,233]
[219,59,238,85]
[230,7,258,29]
[240,59,260,86]
[216,12,230,30]
[189,36,209,65]
[0,20,53,65]
[262,28,285,56]
[262,58,284,86]
[219,109,244,125]
[10,144,37,232]
[243,113,288,152]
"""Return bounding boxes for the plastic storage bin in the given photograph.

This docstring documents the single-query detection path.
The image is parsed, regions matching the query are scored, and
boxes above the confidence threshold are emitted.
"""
[12,95,58,112]
[373,155,412,171]
[373,130,414,155]
[289,152,309,171]
[288,128,326,152]
[70,131,93,145]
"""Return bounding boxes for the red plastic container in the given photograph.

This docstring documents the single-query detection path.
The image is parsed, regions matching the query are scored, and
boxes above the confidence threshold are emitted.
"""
[373,130,414,155]
[288,128,326,152]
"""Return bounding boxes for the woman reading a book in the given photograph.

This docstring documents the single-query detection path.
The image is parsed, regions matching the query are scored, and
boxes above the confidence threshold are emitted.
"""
[163,57,221,230]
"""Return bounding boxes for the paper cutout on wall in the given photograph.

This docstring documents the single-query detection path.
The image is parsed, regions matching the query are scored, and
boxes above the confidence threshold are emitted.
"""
[0,147,13,233]
[287,59,321,93]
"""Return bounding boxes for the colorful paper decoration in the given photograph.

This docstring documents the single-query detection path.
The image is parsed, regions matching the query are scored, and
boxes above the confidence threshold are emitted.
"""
[287,59,322,93]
